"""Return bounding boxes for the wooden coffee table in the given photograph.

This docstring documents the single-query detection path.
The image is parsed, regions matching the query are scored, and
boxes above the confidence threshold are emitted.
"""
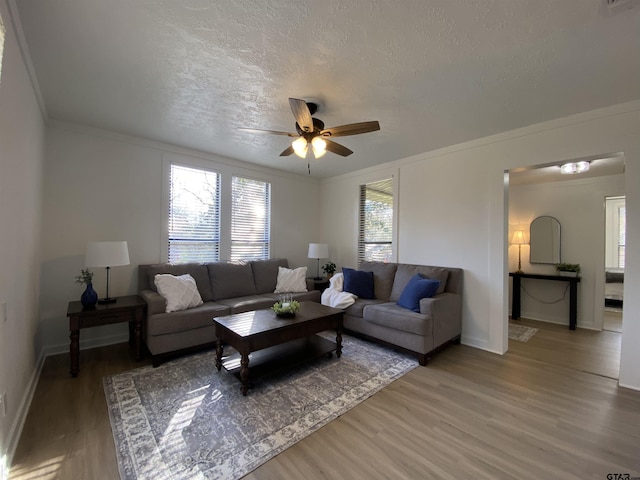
[214,301,344,395]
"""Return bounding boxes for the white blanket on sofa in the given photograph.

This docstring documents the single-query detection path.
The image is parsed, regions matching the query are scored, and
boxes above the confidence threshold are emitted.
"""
[321,273,357,309]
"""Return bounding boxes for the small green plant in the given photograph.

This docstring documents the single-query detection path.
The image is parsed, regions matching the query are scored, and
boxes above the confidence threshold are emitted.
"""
[321,261,337,276]
[556,263,581,273]
[75,268,94,285]
[272,299,300,316]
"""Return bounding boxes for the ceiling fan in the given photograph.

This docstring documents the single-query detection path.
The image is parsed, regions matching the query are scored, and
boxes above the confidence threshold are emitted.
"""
[239,98,380,172]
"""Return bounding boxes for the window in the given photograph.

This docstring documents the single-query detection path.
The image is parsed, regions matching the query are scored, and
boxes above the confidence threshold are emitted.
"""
[605,196,625,269]
[168,164,221,263]
[618,204,626,268]
[0,14,5,83]
[358,178,393,263]
[231,176,271,261]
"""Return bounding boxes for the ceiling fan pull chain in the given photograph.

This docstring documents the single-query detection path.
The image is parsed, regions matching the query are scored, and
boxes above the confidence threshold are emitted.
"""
[308,160,311,175]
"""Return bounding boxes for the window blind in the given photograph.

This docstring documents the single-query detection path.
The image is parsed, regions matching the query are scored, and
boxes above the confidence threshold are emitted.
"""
[231,176,271,261]
[168,164,221,263]
[358,178,393,263]
[0,14,5,81]
[618,205,626,268]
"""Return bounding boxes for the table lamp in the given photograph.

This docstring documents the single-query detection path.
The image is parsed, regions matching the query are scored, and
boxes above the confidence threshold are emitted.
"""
[85,241,130,304]
[308,243,329,280]
[511,230,526,274]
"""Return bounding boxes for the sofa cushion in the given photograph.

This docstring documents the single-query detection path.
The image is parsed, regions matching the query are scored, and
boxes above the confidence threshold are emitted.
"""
[364,302,432,336]
[154,273,204,313]
[147,302,230,336]
[343,268,375,299]
[274,266,308,293]
[358,261,398,301]
[208,262,257,301]
[265,290,321,303]
[216,295,276,314]
[344,298,385,318]
[252,258,289,293]
[397,274,440,312]
[390,264,449,301]
[144,263,213,302]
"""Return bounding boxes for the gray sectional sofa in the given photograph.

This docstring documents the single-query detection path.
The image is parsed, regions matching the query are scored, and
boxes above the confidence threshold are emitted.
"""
[138,258,320,366]
[342,261,463,365]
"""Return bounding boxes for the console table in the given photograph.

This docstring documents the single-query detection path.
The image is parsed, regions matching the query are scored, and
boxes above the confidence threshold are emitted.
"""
[509,272,581,330]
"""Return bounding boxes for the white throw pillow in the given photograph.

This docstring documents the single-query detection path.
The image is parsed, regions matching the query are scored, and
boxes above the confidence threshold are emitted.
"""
[274,266,308,293]
[154,273,204,313]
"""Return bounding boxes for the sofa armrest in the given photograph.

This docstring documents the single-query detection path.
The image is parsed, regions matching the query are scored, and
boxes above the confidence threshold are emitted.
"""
[139,289,166,316]
[419,292,462,346]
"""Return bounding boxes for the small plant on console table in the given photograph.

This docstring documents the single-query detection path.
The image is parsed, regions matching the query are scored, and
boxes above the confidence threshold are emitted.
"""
[75,268,93,285]
[75,268,98,308]
[321,261,337,278]
[556,263,581,277]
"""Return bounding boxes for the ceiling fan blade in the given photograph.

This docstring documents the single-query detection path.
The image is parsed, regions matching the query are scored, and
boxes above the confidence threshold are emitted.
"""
[321,121,380,138]
[238,127,298,137]
[288,98,314,133]
[279,145,295,156]
[325,139,353,157]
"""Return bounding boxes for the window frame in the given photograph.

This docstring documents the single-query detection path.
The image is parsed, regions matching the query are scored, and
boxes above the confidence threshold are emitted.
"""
[165,161,222,264]
[358,176,396,264]
[230,174,272,261]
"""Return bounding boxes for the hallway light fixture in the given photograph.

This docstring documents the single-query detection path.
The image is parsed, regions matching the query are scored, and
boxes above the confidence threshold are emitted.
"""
[560,161,590,175]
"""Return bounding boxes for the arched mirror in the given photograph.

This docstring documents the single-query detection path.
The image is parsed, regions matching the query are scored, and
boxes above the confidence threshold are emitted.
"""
[530,216,561,264]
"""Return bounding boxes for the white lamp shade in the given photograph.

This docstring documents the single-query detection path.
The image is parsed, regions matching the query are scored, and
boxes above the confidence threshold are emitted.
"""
[510,231,526,245]
[307,243,329,259]
[85,241,130,267]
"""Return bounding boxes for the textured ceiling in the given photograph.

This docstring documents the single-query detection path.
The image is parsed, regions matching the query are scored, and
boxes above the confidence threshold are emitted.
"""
[14,0,640,177]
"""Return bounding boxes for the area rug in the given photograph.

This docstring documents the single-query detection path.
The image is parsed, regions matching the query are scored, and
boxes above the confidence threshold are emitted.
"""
[103,334,417,480]
[509,323,538,342]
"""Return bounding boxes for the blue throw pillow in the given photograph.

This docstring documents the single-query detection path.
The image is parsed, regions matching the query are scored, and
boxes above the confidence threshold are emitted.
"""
[342,267,376,299]
[397,274,441,312]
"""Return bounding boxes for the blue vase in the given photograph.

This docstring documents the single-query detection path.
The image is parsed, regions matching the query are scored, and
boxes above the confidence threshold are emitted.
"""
[81,282,98,308]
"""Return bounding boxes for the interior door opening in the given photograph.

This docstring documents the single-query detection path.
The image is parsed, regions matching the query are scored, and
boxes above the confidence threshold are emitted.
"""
[603,196,625,333]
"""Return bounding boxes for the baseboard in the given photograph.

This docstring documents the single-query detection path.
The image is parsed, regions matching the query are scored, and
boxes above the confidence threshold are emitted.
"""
[618,381,640,392]
[4,346,46,479]
[5,332,129,475]
[42,333,130,357]
[518,312,599,331]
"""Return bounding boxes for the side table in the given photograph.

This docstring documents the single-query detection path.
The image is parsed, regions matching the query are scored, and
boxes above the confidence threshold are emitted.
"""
[309,277,330,291]
[66,294,146,377]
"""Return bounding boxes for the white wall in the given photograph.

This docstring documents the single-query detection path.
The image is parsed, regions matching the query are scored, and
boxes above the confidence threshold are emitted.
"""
[39,123,321,353]
[320,101,640,390]
[509,174,625,329]
[0,0,46,474]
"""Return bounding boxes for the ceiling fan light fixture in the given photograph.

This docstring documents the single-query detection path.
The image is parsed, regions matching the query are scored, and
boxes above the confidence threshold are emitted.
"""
[311,136,327,158]
[292,137,308,158]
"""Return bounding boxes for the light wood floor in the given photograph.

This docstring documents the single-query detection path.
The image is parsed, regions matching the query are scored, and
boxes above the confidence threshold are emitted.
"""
[604,308,623,332]
[508,317,622,379]
[9,324,640,480]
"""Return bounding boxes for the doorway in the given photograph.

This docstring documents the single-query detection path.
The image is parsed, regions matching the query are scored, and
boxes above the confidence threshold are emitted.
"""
[603,196,625,333]
[506,155,625,379]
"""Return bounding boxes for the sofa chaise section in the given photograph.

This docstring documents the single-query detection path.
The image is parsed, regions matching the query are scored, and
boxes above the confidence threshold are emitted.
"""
[342,261,463,365]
